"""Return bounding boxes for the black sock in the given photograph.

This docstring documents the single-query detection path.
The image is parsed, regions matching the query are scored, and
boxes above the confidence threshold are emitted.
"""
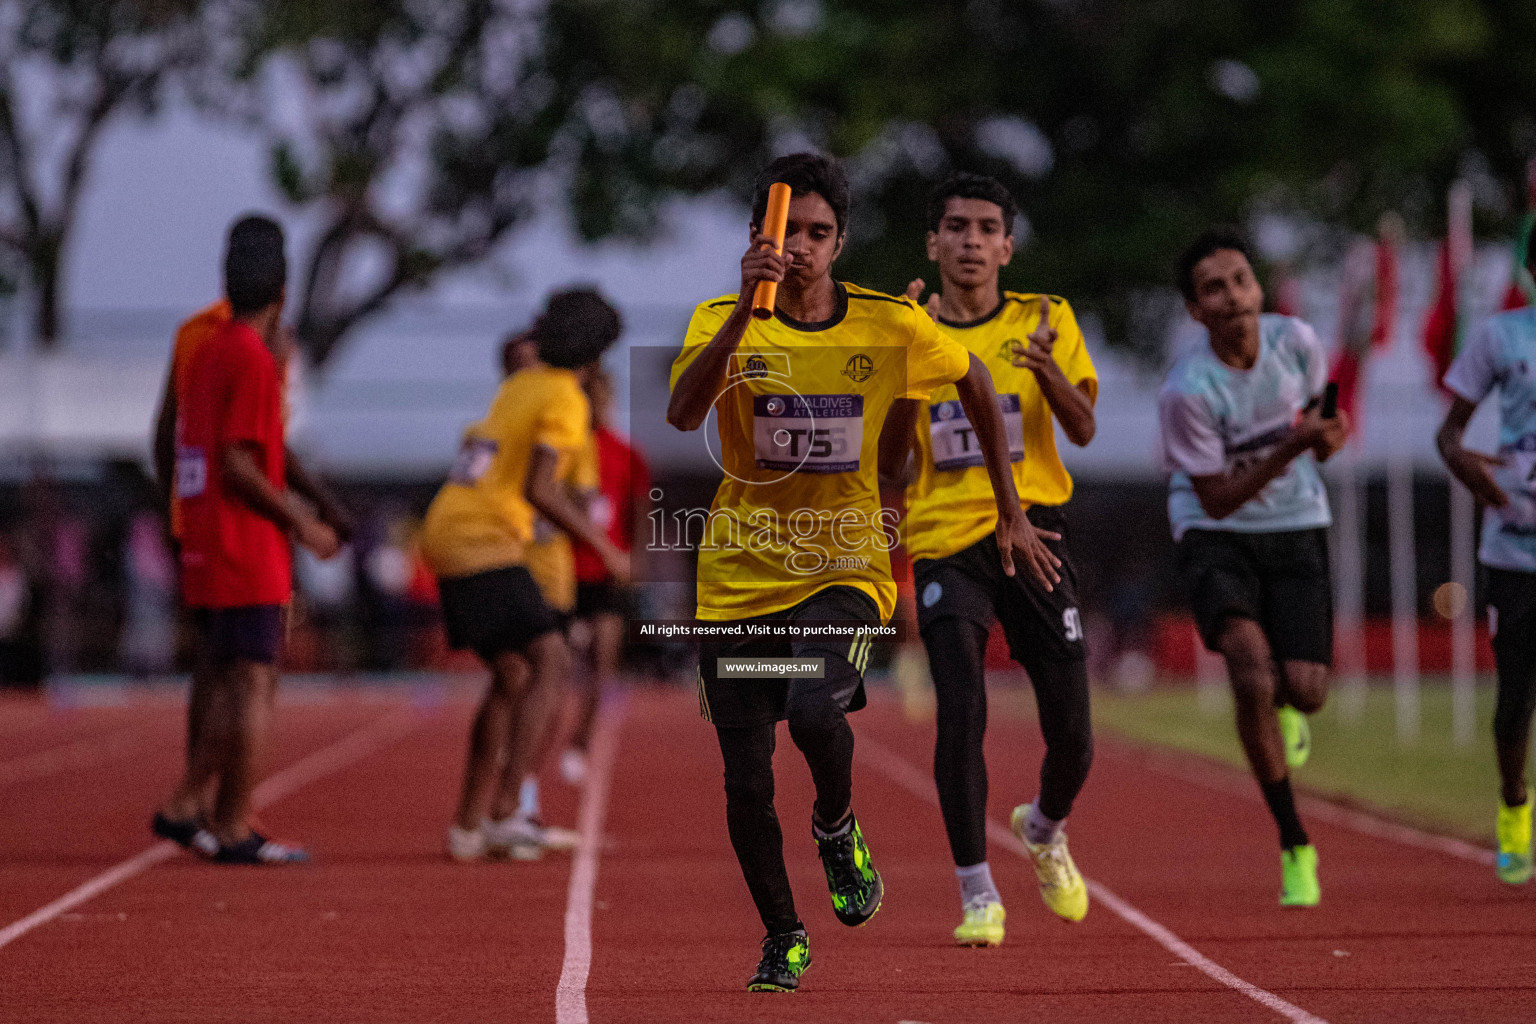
[1259,777,1309,850]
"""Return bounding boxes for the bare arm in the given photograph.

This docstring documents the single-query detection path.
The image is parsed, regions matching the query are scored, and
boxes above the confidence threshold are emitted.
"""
[666,236,789,431]
[877,397,921,490]
[1190,404,1349,520]
[1013,307,1096,446]
[152,365,177,515]
[1436,396,1509,507]
[285,447,355,542]
[953,353,1061,588]
[222,443,339,557]
[525,445,630,584]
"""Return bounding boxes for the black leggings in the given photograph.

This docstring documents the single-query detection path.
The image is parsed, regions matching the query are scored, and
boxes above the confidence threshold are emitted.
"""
[714,678,857,935]
[1493,631,1536,752]
[925,619,1093,867]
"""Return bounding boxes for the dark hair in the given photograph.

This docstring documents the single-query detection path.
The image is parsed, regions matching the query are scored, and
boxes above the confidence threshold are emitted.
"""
[927,173,1018,235]
[751,152,850,236]
[530,288,623,369]
[224,215,287,316]
[500,329,536,377]
[1177,227,1254,301]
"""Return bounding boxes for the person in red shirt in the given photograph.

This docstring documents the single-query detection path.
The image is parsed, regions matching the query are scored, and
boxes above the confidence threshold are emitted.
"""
[560,368,650,784]
[154,215,341,864]
[151,304,352,845]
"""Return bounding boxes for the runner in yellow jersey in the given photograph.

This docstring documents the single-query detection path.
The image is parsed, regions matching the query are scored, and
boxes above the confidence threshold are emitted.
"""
[477,328,600,857]
[882,174,1099,945]
[421,290,628,862]
[668,154,1061,993]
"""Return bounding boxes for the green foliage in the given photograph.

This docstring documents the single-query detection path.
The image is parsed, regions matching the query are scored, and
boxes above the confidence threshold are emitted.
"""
[212,0,569,364]
[543,0,1528,359]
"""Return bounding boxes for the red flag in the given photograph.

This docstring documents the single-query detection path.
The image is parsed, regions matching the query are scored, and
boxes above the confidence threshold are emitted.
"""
[1423,238,1458,389]
[1424,182,1474,393]
[1330,219,1398,423]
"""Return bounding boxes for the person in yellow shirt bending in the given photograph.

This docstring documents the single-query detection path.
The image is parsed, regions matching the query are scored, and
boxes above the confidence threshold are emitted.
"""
[421,290,628,861]
[883,173,1099,946]
[668,153,1060,993]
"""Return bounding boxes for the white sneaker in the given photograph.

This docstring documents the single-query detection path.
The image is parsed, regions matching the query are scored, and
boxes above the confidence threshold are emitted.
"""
[560,748,587,785]
[446,824,487,862]
[484,814,546,861]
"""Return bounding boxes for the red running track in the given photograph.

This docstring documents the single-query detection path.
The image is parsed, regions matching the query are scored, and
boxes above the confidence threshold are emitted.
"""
[1,683,1533,1023]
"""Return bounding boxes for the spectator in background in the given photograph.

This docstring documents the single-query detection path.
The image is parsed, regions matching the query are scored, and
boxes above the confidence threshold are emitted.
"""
[119,512,177,676]
[0,532,43,688]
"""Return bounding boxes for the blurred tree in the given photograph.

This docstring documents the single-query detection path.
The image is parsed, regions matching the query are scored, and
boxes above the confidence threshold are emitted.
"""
[0,0,201,346]
[541,0,1512,359]
[207,0,568,366]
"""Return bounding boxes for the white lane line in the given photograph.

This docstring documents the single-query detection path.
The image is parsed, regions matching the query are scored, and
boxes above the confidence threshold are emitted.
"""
[555,690,630,1024]
[0,705,421,952]
[0,725,162,789]
[1130,748,1496,866]
[857,736,1329,1024]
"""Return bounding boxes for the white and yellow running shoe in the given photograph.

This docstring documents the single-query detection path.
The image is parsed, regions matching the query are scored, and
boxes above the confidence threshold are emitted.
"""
[954,899,1006,947]
[1011,803,1089,922]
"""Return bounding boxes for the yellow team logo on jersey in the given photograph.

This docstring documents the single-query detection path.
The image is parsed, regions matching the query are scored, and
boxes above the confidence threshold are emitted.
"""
[842,354,874,383]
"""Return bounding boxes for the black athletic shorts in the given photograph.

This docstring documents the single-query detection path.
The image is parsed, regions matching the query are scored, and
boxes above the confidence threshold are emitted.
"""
[193,605,285,666]
[695,585,880,728]
[1489,566,1536,667]
[913,505,1086,663]
[575,579,634,620]
[438,565,560,662]
[1177,527,1333,665]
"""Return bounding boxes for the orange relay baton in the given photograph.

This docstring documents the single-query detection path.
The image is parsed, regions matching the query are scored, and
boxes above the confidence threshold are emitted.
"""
[751,181,792,319]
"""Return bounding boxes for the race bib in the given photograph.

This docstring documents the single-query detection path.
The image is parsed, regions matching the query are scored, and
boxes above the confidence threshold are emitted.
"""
[175,446,207,499]
[929,394,1024,471]
[448,437,498,485]
[753,394,863,473]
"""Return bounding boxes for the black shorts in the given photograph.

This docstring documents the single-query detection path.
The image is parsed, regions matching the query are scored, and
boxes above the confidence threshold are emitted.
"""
[1178,527,1333,665]
[193,605,285,666]
[913,505,1086,664]
[574,580,634,620]
[696,586,880,728]
[438,565,560,662]
[1489,566,1536,669]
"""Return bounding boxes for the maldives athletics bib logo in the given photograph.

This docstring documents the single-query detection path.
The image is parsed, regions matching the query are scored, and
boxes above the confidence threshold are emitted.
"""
[842,353,873,383]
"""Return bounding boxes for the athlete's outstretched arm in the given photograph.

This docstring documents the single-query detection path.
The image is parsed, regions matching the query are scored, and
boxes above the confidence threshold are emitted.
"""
[877,398,921,490]
[1189,403,1348,520]
[525,444,631,584]
[1436,397,1509,508]
[667,237,789,431]
[953,353,1061,590]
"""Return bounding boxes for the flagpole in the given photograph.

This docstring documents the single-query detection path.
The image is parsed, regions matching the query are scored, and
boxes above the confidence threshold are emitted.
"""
[1332,447,1367,725]
[1443,180,1477,747]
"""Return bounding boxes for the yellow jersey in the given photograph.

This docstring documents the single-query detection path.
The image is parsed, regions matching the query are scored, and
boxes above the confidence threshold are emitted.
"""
[904,292,1096,563]
[523,434,600,612]
[670,282,970,623]
[421,365,591,580]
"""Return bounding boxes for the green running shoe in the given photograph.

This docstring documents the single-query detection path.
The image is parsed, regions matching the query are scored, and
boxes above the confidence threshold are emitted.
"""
[1279,844,1320,907]
[747,929,810,992]
[814,815,884,927]
[1496,790,1533,885]
[1278,706,1310,769]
